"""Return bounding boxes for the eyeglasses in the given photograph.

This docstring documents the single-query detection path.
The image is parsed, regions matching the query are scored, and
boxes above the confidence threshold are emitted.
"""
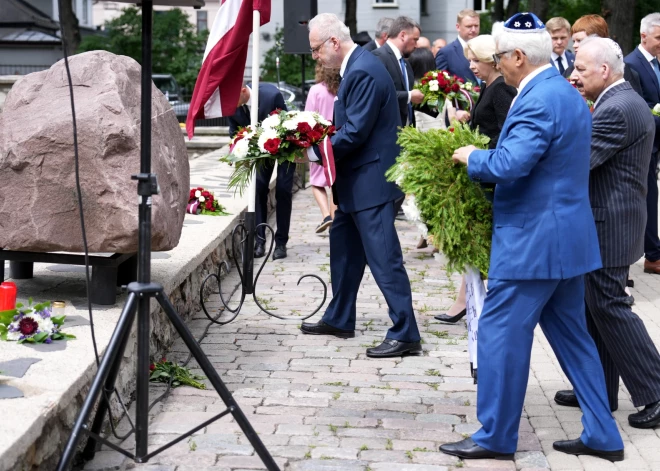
[492,50,526,64]
[310,37,331,55]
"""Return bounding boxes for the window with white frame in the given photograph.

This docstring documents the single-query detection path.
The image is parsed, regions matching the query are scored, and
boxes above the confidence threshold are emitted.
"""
[473,0,492,13]
[197,10,208,33]
[373,0,398,7]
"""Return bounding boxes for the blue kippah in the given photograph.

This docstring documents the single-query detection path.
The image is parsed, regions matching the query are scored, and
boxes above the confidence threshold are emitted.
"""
[503,12,545,33]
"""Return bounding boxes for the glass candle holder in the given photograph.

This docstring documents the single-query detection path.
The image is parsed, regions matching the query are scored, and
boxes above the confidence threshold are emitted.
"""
[52,301,66,318]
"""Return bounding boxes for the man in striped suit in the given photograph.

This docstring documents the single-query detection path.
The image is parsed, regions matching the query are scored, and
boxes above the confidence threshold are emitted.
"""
[557,37,660,428]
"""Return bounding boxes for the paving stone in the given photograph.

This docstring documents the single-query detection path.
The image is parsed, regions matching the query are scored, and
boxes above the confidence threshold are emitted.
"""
[515,451,550,468]
[286,459,368,471]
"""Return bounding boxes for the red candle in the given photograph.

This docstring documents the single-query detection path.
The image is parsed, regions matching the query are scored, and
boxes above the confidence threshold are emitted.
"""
[0,282,17,311]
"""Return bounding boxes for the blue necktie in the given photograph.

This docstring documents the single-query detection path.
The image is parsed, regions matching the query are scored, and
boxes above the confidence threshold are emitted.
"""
[399,57,413,125]
[652,58,660,88]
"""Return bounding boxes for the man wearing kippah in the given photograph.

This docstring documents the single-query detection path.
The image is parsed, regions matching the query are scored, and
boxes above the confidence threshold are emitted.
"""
[440,12,624,462]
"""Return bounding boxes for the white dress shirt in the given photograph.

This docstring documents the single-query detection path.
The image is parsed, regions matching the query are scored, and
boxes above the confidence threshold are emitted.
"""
[551,51,568,71]
[386,39,412,104]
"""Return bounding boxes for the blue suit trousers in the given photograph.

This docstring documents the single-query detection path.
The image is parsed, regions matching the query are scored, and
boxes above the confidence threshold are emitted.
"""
[472,277,623,454]
[322,201,420,343]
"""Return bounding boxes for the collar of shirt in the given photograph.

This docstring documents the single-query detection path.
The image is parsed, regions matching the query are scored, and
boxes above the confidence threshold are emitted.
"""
[457,36,467,49]
[245,85,252,111]
[340,44,359,78]
[517,63,553,96]
[386,39,403,61]
[638,44,656,63]
[550,51,566,64]
[594,78,626,109]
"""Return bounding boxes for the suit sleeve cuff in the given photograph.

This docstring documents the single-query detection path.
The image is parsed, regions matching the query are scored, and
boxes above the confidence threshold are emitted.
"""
[308,145,320,162]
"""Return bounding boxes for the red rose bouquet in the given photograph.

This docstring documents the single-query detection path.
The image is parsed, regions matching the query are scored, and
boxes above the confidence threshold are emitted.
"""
[222,109,335,194]
[186,187,228,216]
[415,70,480,112]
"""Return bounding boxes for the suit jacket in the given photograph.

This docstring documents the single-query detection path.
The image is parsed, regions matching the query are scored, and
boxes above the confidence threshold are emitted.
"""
[470,76,517,149]
[325,46,403,213]
[434,38,477,83]
[625,47,660,152]
[468,66,602,280]
[372,42,415,127]
[363,39,378,52]
[228,83,286,138]
[590,82,655,267]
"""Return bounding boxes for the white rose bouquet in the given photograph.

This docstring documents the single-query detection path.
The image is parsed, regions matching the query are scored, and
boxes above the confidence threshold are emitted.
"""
[222,109,336,194]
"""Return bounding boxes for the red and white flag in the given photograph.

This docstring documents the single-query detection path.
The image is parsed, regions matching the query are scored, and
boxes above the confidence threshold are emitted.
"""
[186,0,271,139]
[318,136,336,187]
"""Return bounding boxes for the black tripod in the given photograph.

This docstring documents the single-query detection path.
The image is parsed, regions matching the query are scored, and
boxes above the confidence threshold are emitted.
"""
[56,1,278,469]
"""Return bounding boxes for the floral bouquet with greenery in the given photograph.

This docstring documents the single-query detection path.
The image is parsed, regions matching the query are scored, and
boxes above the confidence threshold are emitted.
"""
[387,123,492,276]
[222,109,335,194]
[653,104,660,117]
[415,70,480,112]
[0,299,75,344]
[187,187,228,215]
[149,358,206,389]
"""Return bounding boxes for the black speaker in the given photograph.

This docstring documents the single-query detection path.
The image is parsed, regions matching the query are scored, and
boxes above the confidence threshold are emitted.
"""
[283,0,318,54]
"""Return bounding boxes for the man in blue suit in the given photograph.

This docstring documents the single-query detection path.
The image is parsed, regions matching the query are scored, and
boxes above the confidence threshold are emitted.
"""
[300,13,421,358]
[228,84,292,261]
[435,8,479,83]
[624,13,660,275]
[546,17,574,76]
[439,13,624,461]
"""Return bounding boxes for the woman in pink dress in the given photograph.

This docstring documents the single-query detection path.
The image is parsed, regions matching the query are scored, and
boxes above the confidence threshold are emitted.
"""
[305,63,340,233]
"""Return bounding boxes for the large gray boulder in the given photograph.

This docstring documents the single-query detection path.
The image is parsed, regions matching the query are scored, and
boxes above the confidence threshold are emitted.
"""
[0,50,189,253]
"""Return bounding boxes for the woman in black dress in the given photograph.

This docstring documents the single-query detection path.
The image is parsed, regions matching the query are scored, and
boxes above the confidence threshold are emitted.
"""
[436,34,517,324]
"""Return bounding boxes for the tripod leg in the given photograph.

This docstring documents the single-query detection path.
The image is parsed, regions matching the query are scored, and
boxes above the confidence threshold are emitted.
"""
[57,293,139,471]
[154,292,280,471]
[82,294,139,460]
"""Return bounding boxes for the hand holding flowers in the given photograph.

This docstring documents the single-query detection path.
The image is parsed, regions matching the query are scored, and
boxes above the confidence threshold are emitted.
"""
[415,70,480,112]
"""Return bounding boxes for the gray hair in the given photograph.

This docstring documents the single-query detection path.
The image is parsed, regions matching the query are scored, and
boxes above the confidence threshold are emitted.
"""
[308,13,352,42]
[375,17,394,37]
[579,36,625,76]
[495,29,552,66]
[388,16,421,38]
[641,13,660,35]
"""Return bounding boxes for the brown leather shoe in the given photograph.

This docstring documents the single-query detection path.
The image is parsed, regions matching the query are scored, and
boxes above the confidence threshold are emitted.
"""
[644,259,660,274]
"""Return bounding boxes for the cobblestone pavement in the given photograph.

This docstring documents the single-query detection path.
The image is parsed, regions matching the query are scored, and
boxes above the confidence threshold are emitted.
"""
[85,183,660,471]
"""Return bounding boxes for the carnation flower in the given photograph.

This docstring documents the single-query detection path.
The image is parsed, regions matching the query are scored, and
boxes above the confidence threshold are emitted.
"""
[428,80,439,92]
[261,114,281,130]
[654,104,660,113]
[199,196,206,203]
[232,137,250,158]
[195,190,201,198]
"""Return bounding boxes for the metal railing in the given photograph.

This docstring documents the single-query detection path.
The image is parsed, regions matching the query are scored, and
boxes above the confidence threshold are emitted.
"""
[0,64,51,75]
[174,95,228,127]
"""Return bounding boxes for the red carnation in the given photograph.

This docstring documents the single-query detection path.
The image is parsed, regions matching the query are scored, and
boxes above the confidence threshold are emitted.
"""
[297,122,313,135]
[452,83,460,92]
[264,138,281,154]
[189,189,196,199]
[202,191,210,198]
[448,127,455,133]
[205,200,214,211]
[326,125,336,135]
[313,123,325,133]
[474,86,481,93]
[438,79,447,88]
[18,317,39,336]
[269,108,282,116]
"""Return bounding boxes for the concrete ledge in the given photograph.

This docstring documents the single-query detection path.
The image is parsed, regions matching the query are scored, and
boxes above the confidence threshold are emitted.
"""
[0,146,286,470]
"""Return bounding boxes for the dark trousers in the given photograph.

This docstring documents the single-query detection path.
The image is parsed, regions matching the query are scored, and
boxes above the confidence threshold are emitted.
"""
[584,266,660,408]
[255,160,295,246]
[322,201,420,343]
[645,151,660,261]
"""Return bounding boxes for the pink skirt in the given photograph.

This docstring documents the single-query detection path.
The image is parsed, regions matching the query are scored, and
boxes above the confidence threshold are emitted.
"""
[309,161,329,187]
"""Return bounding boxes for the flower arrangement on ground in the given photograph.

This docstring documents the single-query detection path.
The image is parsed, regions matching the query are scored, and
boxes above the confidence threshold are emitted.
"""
[415,70,480,112]
[222,109,335,194]
[149,358,206,389]
[386,124,492,276]
[0,299,75,344]
[187,187,228,215]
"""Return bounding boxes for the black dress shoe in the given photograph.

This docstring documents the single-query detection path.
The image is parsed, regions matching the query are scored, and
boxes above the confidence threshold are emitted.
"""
[300,321,354,338]
[553,438,623,462]
[554,389,617,412]
[434,308,466,323]
[554,389,580,408]
[629,400,660,428]
[273,245,287,260]
[439,438,513,460]
[254,243,265,258]
[366,339,422,358]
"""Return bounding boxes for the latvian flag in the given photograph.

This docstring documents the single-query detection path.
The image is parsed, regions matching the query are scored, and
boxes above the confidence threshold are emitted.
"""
[317,136,336,187]
[186,0,271,139]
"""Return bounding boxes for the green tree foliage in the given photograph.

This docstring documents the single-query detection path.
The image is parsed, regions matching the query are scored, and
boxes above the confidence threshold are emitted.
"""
[262,27,316,88]
[78,7,208,93]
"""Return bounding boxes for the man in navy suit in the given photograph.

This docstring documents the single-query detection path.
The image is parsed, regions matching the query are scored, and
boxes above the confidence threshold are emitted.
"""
[439,13,623,462]
[435,8,480,83]
[624,13,660,274]
[363,17,394,52]
[228,84,293,261]
[546,17,574,75]
[300,13,421,358]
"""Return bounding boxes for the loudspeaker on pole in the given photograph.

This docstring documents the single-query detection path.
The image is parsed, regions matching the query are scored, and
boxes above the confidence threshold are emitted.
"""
[283,0,318,54]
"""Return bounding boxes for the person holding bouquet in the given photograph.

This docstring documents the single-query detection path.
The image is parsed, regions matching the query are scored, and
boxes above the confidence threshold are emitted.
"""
[300,13,422,358]
[228,83,293,260]
[435,34,516,324]
[305,63,340,234]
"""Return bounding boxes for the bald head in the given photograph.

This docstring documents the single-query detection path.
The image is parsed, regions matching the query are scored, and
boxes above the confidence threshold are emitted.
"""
[570,37,625,101]
[417,36,431,50]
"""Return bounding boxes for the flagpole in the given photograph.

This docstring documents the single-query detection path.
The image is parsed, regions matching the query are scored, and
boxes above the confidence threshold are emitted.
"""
[248,9,260,212]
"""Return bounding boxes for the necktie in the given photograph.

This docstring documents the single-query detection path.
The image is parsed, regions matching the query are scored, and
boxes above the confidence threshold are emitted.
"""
[399,57,413,125]
[556,56,565,75]
[652,58,660,87]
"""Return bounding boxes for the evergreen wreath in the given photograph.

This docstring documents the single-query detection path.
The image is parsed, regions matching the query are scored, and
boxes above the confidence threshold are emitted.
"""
[386,124,493,276]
